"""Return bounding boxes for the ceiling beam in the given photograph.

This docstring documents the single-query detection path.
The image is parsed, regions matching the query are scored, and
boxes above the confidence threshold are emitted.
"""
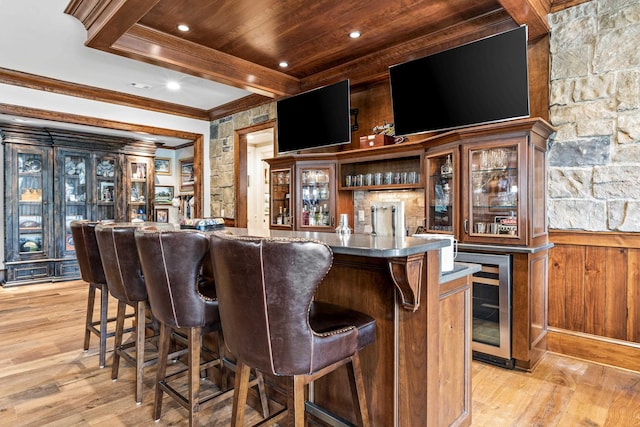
[111,24,301,98]
[498,0,550,40]
[0,67,209,120]
[65,0,160,49]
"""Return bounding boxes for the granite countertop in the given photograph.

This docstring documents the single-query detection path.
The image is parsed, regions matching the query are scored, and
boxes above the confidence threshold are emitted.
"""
[224,228,449,258]
[440,262,482,283]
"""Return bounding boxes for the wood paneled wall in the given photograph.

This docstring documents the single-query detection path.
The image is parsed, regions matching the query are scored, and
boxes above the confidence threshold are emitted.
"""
[548,230,640,371]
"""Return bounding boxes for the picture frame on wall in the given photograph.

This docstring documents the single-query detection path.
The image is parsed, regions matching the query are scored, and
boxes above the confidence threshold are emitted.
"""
[155,208,169,223]
[154,158,171,175]
[154,186,174,204]
[180,158,194,192]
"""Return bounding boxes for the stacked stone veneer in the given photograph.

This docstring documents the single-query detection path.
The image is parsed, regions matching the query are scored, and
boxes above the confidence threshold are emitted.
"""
[548,0,640,231]
[209,103,276,218]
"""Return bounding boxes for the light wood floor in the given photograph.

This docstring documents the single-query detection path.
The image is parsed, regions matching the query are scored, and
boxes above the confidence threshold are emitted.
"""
[1,280,639,426]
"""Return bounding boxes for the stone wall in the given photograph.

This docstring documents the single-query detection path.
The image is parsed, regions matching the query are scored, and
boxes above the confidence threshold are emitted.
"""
[209,102,276,218]
[548,0,640,230]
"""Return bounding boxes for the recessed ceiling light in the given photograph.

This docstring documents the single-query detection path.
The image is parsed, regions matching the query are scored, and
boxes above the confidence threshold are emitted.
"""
[166,81,181,91]
[279,61,289,68]
[177,24,190,32]
[130,82,152,89]
[349,31,361,39]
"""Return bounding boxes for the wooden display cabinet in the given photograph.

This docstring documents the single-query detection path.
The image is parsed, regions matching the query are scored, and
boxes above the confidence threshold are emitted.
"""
[2,124,157,286]
[425,149,458,235]
[295,161,336,231]
[270,167,293,229]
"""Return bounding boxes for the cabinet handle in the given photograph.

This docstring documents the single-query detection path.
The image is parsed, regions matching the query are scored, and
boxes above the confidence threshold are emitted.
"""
[464,219,469,234]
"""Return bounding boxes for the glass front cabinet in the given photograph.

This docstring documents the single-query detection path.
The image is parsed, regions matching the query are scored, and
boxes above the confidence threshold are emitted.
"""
[2,125,157,286]
[296,162,336,231]
[461,138,528,246]
[425,150,457,234]
[126,157,153,222]
[270,167,292,229]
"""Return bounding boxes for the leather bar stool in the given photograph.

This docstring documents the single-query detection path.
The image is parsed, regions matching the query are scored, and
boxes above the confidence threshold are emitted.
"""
[134,228,268,426]
[94,222,174,404]
[209,232,376,427]
[71,220,132,368]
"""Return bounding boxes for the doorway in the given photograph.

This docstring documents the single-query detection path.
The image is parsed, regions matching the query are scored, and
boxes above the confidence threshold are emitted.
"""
[246,129,274,234]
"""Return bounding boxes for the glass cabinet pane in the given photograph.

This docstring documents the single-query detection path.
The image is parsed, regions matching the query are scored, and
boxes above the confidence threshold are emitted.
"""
[129,160,148,221]
[469,146,518,237]
[426,153,455,232]
[299,167,332,229]
[18,153,44,253]
[270,168,291,227]
[95,156,116,221]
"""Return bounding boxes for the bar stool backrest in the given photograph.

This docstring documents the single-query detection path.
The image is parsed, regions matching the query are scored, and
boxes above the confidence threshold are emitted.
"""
[70,220,106,285]
[134,228,210,329]
[209,232,346,376]
[95,224,147,303]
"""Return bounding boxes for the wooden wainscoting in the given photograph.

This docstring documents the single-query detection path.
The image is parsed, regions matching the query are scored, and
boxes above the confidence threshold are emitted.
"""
[548,230,640,371]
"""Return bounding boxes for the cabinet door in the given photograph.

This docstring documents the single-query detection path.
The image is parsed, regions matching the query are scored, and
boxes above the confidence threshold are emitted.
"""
[126,157,152,221]
[462,140,526,245]
[270,167,293,228]
[8,145,53,261]
[94,153,118,221]
[296,163,336,231]
[425,150,457,234]
[60,150,90,257]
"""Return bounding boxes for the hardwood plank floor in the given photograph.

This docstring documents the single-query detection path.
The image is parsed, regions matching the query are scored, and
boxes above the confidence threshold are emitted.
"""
[1,280,639,426]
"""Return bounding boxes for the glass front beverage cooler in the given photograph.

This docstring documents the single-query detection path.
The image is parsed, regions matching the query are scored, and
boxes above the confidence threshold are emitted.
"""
[457,252,513,369]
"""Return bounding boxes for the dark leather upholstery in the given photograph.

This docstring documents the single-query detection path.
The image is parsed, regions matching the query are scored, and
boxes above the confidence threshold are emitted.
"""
[95,223,148,304]
[134,228,220,331]
[71,220,106,285]
[209,232,375,376]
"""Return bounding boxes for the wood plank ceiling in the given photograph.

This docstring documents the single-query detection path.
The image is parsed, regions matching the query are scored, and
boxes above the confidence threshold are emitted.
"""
[64,0,572,119]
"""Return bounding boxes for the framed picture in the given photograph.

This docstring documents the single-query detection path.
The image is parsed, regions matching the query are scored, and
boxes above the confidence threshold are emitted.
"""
[180,158,194,192]
[154,158,171,175]
[155,208,169,223]
[99,181,114,202]
[154,186,174,204]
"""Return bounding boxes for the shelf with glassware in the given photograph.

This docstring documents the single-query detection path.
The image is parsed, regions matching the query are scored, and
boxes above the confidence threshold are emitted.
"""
[338,153,423,191]
[425,150,457,234]
[270,168,293,228]
[461,140,528,246]
[297,163,336,231]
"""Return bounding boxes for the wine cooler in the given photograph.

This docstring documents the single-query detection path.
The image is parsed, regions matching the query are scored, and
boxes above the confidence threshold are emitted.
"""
[457,252,513,369]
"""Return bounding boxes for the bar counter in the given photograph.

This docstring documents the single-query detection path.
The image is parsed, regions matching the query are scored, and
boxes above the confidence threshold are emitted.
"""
[219,228,480,426]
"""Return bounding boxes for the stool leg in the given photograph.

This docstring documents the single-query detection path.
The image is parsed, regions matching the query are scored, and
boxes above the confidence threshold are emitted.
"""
[188,327,201,427]
[256,371,270,418]
[84,283,97,351]
[292,375,306,427]
[348,353,371,427]
[154,322,171,422]
[111,300,127,381]
[98,284,109,368]
[231,361,251,427]
[135,301,146,404]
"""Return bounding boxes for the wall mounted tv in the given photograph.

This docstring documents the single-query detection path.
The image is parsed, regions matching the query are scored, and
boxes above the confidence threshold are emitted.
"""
[276,79,351,154]
[389,26,530,137]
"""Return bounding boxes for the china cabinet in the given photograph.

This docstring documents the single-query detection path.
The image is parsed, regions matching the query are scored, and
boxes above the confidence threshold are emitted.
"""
[2,124,157,286]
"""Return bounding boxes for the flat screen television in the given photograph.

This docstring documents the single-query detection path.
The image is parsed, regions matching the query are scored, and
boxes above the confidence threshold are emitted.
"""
[276,79,351,154]
[389,26,530,137]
